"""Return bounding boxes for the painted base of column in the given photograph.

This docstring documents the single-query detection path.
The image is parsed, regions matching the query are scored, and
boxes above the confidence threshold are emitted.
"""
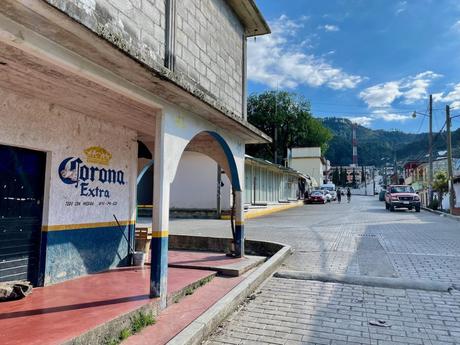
[234,223,244,258]
[150,233,168,308]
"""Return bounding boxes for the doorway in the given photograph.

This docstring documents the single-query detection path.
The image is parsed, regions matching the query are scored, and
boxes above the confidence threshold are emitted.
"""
[0,144,46,285]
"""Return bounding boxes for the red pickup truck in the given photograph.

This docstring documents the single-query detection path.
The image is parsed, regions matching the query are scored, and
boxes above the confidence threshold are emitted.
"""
[385,185,421,212]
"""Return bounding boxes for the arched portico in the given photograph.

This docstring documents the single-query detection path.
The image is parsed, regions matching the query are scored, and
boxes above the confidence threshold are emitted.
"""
[149,113,245,307]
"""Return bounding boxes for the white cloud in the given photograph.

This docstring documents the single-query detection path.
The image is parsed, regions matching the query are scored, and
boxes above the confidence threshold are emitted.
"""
[346,110,410,128]
[371,110,410,122]
[395,1,407,15]
[320,24,340,32]
[247,16,363,90]
[359,82,402,108]
[359,71,442,108]
[432,83,460,108]
[346,116,373,127]
[451,20,460,32]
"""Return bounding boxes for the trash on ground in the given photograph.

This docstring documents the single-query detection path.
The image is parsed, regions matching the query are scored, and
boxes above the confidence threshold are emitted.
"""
[0,281,33,302]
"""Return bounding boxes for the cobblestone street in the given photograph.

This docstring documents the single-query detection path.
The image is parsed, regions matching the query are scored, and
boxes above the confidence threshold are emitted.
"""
[170,197,460,344]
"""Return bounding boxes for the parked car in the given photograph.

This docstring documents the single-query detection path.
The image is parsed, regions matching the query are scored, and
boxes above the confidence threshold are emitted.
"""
[321,183,336,201]
[307,191,327,204]
[384,185,421,212]
[329,190,338,201]
[323,190,332,202]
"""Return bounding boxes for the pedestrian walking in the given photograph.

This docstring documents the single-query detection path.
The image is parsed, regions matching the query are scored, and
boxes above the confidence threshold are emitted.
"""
[337,189,342,203]
[347,188,351,203]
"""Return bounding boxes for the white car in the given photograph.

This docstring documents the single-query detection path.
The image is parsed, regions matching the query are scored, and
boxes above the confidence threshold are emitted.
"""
[329,190,337,201]
[323,190,332,202]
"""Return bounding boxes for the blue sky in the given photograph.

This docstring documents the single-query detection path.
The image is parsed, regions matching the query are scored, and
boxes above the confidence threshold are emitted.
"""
[247,0,460,132]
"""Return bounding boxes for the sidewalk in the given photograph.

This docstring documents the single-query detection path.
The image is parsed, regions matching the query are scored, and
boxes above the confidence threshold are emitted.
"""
[0,250,259,345]
[123,275,245,345]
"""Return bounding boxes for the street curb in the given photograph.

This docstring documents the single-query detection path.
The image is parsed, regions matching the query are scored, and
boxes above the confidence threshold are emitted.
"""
[422,207,460,222]
[220,201,303,220]
[166,243,293,345]
[274,270,455,293]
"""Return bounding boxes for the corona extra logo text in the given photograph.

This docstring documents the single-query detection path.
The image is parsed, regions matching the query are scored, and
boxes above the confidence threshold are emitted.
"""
[58,147,124,198]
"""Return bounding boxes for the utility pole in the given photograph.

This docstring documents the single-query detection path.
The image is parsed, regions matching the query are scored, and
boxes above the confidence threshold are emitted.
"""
[446,105,455,214]
[393,148,398,184]
[373,167,376,196]
[216,165,222,218]
[428,94,433,205]
[364,166,368,196]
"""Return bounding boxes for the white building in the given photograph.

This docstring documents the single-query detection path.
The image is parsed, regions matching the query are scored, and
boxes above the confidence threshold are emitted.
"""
[0,0,270,305]
[137,153,307,218]
[287,147,329,187]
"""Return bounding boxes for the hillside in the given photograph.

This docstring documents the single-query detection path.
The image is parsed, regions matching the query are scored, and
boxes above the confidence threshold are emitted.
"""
[321,117,460,166]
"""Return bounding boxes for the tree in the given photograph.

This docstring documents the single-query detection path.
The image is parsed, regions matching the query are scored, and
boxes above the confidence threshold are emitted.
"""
[433,171,448,210]
[340,167,347,187]
[361,166,366,183]
[246,91,333,164]
[332,168,340,186]
[352,168,357,187]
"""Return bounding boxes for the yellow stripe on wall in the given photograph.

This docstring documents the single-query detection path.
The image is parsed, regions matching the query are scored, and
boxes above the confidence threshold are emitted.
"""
[42,220,136,232]
[151,230,169,238]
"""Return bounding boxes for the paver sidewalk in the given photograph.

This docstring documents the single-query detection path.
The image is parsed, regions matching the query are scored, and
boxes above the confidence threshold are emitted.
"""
[172,197,460,344]
[206,278,460,345]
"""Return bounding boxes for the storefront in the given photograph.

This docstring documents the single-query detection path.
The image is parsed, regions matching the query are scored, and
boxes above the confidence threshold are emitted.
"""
[0,0,270,306]
[0,90,138,285]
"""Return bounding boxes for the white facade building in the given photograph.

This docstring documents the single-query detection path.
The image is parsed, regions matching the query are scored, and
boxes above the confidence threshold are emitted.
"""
[287,147,327,187]
[0,0,271,305]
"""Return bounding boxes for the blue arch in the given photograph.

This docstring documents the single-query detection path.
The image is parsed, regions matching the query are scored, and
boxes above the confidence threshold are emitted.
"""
[137,159,154,185]
[204,131,241,192]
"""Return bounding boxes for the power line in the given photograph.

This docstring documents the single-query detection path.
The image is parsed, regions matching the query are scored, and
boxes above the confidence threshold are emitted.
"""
[406,121,447,165]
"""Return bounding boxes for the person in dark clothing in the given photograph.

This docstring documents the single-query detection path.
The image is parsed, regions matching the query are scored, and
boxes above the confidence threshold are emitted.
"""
[337,189,342,203]
[347,188,351,203]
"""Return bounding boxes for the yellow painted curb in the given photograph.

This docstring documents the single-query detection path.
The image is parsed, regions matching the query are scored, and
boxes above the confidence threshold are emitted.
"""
[221,201,303,220]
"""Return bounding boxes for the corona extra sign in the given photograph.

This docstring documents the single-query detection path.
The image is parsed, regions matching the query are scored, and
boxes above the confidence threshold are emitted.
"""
[58,147,125,198]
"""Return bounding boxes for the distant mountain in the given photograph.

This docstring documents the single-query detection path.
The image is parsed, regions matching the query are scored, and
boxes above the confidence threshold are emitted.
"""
[320,117,460,166]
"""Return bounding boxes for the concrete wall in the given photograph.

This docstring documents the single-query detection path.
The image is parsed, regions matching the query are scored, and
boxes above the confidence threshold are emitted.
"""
[0,88,137,285]
[46,0,166,66]
[244,162,299,204]
[175,0,243,115]
[290,147,321,158]
[170,151,231,210]
[45,0,244,116]
[289,158,323,187]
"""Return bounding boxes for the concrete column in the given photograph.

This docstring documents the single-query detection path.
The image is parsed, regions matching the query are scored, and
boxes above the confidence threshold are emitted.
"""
[150,115,169,308]
[234,190,245,257]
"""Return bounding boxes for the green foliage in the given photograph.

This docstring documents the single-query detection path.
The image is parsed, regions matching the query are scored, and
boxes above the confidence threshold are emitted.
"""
[322,117,460,166]
[339,167,347,187]
[429,198,439,210]
[246,91,332,164]
[433,171,449,209]
[332,168,340,185]
[433,171,448,194]
[119,328,132,341]
[103,311,156,345]
[131,311,156,334]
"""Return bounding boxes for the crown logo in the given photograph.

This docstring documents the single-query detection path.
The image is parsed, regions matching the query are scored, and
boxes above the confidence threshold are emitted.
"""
[84,146,112,165]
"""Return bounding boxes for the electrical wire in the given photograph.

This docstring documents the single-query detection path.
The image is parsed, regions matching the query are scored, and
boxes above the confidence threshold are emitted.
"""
[405,121,447,165]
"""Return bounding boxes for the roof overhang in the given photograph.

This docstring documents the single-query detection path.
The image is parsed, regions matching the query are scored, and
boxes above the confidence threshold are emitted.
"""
[227,0,271,37]
[0,0,271,144]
